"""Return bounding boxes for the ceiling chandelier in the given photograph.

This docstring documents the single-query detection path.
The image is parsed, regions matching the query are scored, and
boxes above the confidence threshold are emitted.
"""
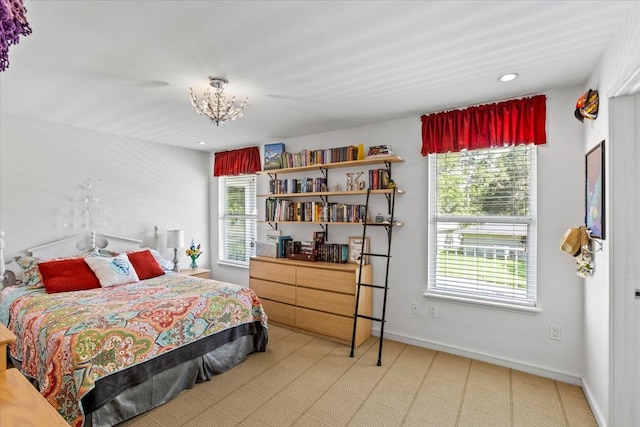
[189,76,248,126]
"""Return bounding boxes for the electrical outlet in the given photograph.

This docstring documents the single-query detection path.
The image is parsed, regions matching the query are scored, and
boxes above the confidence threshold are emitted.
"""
[549,325,561,341]
[429,305,438,318]
[411,302,419,316]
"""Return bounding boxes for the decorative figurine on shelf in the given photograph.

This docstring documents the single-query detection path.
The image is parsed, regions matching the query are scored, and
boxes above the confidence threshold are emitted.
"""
[185,239,202,269]
[331,182,341,192]
[353,171,365,190]
[345,172,353,192]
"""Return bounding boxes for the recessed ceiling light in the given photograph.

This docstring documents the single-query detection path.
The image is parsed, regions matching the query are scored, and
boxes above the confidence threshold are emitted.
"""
[498,73,519,82]
[197,141,207,145]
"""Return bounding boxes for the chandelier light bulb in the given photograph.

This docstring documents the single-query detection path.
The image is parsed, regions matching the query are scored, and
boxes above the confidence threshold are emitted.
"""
[189,77,248,126]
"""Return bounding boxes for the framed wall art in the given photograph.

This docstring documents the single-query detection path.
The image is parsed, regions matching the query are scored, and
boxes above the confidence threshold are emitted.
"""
[348,236,369,264]
[585,140,605,239]
[264,143,285,170]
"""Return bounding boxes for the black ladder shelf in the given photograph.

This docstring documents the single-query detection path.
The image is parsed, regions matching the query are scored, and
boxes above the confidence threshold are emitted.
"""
[349,187,398,366]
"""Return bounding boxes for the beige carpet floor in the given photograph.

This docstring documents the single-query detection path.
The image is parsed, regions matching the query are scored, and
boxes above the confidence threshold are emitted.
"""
[120,324,596,427]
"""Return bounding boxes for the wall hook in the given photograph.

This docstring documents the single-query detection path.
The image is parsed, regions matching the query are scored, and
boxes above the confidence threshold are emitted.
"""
[584,228,603,254]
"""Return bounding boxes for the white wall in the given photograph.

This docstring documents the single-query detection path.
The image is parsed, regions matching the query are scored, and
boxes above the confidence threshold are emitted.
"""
[213,87,588,381]
[0,113,210,270]
[580,3,640,425]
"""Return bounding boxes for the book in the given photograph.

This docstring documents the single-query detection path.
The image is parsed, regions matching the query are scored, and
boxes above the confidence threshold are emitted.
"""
[278,236,292,258]
[381,169,390,188]
[367,144,394,158]
[300,241,315,254]
[266,229,281,243]
[264,143,285,170]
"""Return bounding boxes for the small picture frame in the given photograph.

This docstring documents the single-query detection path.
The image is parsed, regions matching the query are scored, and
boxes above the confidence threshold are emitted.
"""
[585,140,605,239]
[348,236,369,264]
[313,231,326,248]
[264,143,285,170]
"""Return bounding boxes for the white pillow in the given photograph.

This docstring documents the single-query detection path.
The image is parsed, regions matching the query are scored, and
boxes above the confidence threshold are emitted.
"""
[149,249,174,272]
[85,253,140,287]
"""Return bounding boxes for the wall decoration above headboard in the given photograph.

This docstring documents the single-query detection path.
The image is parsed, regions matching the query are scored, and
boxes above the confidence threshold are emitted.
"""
[59,178,112,233]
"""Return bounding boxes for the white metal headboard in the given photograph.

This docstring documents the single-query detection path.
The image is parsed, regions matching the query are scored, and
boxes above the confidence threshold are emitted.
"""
[0,226,161,284]
[26,233,144,259]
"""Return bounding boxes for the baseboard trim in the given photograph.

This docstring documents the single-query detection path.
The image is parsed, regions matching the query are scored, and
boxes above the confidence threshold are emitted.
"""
[581,378,605,427]
[374,329,582,386]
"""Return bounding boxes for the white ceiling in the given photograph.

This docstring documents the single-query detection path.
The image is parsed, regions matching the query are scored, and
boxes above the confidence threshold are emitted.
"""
[0,1,636,151]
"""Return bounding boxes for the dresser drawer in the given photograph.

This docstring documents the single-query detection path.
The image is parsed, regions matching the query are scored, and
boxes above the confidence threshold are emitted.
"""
[250,278,296,305]
[260,299,295,325]
[297,287,354,317]
[250,259,296,284]
[249,258,371,346]
[296,266,356,294]
[295,307,353,341]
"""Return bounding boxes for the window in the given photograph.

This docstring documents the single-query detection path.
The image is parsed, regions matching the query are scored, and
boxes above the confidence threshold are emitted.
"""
[218,174,257,265]
[427,145,537,307]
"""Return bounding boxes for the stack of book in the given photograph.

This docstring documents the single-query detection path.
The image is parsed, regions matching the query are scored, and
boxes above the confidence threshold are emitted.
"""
[316,243,349,263]
[366,145,394,158]
[262,230,293,258]
[268,177,327,194]
[287,240,318,261]
[277,145,359,169]
[265,200,367,223]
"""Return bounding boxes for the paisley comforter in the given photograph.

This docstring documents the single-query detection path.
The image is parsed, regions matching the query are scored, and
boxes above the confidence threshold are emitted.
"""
[3,274,268,426]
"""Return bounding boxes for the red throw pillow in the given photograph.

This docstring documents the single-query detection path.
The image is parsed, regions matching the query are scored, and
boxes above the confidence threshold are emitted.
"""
[38,258,101,293]
[127,250,165,280]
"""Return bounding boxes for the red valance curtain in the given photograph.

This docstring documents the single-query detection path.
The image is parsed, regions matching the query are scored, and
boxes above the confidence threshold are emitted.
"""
[421,95,546,155]
[213,146,261,177]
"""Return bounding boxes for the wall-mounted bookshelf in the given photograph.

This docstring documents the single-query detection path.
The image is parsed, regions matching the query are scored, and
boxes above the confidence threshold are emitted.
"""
[257,155,405,218]
[257,155,404,176]
[257,188,404,198]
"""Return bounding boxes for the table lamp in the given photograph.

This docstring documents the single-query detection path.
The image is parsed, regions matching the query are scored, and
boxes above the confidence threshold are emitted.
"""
[166,229,184,272]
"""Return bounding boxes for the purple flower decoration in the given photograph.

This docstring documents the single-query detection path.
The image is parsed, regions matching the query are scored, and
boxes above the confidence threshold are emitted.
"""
[1,0,33,71]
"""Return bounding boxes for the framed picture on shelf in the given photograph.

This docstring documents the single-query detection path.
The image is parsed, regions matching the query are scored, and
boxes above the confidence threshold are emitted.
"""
[348,236,369,264]
[264,143,285,170]
[313,231,326,247]
[585,140,605,239]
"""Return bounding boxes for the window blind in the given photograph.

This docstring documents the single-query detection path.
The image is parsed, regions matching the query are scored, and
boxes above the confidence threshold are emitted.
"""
[218,175,257,265]
[427,145,537,306]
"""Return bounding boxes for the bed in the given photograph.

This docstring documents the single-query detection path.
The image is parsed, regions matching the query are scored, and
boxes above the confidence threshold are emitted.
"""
[0,230,268,427]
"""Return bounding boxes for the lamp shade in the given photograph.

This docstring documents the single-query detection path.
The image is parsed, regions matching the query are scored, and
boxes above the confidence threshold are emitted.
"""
[166,229,184,248]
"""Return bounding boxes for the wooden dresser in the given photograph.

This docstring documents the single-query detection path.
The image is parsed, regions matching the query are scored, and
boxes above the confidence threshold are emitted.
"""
[249,256,372,347]
[0,323,69,426]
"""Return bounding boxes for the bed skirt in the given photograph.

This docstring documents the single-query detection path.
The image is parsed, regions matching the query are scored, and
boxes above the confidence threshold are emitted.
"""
[85,321,267,427]
[12,321,267,427]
